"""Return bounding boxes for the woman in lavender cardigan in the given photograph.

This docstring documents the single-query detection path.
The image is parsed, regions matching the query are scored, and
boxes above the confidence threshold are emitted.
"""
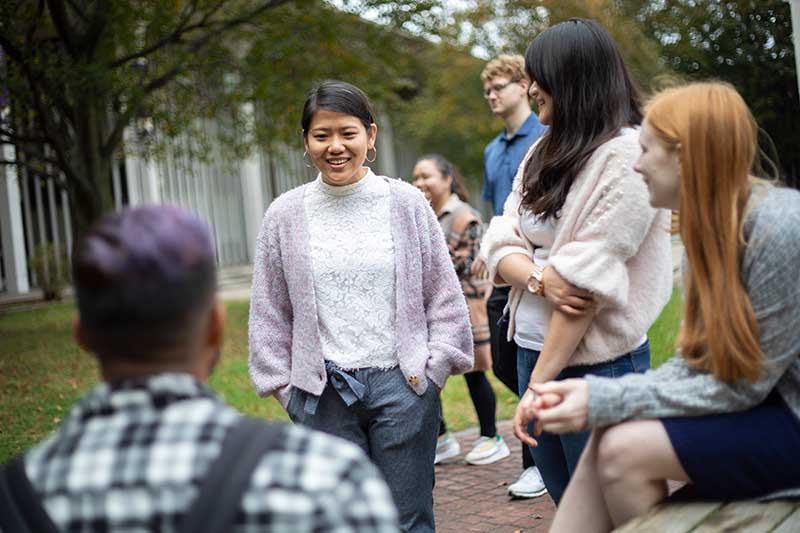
[248,80,473,533]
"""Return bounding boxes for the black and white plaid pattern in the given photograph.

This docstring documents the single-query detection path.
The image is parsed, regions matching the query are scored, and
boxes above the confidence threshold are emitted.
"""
[15,374,399,532]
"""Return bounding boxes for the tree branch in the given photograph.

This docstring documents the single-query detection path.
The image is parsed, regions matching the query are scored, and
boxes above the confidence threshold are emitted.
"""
[45,0,79,59]
[193,0,293,36]
[0,126,49,145]
[108,0,290,69]
[0,158,65,183]
[25,0,47,54]
[0,32,27,65]
[63,0,87,22]
[108,0,208,68]
[0,33,77,132]
[0,146,61,167]
[21,78,81,188]
[81,0,109,60]
[102,0,292,157]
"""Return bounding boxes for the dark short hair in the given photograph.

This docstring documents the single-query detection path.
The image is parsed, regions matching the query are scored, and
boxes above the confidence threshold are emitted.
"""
[72,205,217,357]
[521,18,643,219]
[301,80,375,137]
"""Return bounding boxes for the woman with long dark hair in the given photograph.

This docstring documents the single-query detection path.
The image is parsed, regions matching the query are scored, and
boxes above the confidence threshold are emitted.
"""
[527,82,800,532]
[481,19,672,504]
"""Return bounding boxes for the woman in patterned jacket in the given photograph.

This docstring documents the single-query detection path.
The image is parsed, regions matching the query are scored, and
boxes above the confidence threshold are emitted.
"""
[413,154,510,467]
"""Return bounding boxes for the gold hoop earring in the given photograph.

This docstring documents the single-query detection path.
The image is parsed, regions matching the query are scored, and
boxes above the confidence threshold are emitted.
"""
[303,150,313,168]
[366,146,377,163]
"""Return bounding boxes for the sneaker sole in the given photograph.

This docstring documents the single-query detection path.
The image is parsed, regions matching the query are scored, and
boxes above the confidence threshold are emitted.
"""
[434,447,461,465]
[508,487,548,499]
[465,447,510,465]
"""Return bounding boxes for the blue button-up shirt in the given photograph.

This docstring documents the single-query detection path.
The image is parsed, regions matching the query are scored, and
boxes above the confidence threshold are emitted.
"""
[482,113,547,215]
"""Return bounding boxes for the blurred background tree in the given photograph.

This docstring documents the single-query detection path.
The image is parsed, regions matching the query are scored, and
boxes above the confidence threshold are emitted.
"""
[411,0,799,191]
[0,0,449,234]
[2,0,796,237]
[615,0,799,187]
[395,0,670,195]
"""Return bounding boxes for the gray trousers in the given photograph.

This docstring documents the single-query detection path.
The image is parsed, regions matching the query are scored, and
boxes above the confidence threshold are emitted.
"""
[287,365,440,533]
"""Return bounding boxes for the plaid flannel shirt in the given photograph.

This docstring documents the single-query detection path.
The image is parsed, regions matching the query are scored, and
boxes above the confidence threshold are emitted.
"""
[12,373,398,532]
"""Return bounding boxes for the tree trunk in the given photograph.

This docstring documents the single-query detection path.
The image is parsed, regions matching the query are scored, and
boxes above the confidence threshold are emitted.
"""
[69,92,115,238]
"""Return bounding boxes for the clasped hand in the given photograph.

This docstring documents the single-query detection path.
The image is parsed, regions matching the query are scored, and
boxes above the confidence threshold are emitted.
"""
[512,379,590,447]
[542,267,595,316]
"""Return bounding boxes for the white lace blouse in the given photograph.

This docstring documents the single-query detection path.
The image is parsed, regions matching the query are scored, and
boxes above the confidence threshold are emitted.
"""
[303,170,398,369]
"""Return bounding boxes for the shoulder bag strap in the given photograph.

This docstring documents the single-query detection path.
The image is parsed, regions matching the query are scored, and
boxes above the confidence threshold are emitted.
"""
[178,417,285,533]
[0,455,59,533]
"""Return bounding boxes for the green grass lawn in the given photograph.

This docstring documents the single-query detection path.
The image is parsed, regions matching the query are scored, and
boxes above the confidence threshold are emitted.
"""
[0,289,682,461]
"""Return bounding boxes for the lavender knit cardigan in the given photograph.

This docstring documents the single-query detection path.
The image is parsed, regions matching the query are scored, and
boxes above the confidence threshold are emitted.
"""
[248,175,474,408]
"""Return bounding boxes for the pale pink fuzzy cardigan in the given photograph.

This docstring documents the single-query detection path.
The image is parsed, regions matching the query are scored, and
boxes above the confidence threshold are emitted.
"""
[481,129,673,366]
[249,175,474,407]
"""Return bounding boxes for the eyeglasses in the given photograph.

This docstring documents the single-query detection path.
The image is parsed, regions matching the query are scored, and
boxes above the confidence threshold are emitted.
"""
[483,80,518,99]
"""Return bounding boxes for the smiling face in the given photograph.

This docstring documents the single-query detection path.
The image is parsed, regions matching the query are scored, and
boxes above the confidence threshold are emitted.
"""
[528,80,553,126]
[635,119,682,210]
[304,108,377,186]
[412,159,452,208]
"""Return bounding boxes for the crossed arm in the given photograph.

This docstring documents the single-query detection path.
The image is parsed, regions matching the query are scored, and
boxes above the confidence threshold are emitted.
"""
[472,254,594,316]
[489,252,594,446]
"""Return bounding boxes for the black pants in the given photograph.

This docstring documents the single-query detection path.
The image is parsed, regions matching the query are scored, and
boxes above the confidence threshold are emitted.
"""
[487,286,535,470]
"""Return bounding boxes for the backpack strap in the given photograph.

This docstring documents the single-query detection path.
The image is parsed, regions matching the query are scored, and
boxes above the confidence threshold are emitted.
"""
[0,455,59,533]
[0,417,283,533]
[178,417,285,533]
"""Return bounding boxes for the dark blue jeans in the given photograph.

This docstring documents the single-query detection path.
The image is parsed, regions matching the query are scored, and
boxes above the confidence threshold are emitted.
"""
[517,341,651,505]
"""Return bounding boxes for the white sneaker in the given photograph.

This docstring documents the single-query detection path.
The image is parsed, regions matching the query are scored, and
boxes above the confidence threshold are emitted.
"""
[464,435,511,465]
[508,466,547,498]
[434,433,461,464]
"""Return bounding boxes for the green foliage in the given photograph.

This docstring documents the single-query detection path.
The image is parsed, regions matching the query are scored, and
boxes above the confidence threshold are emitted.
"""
[394,0,671,189]
[394,44,501,189]
[0,291,684,461]
[0,0,450,232]
[617,0,800,187]
[444,1,669,93]
[27,243,70,301]
[240,2,430,153]
[649,288,683,368]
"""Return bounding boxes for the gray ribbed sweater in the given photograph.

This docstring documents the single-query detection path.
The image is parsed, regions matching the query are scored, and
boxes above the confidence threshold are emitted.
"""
[586,184,800,499]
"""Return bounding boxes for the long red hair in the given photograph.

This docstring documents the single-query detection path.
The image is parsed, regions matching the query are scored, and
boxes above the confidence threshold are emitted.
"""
[645,82,762,383]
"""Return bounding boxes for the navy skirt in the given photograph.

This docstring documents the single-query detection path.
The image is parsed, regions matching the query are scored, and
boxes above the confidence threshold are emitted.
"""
[663,391,800,500]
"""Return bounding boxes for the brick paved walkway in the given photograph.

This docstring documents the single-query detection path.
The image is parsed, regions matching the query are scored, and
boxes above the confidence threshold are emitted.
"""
[434,420,556,532]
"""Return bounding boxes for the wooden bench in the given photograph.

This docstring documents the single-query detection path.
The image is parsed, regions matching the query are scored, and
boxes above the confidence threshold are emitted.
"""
[613,500,800,532]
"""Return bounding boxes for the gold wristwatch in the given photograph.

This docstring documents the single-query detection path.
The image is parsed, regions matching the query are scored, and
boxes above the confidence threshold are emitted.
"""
[526,265,545,296]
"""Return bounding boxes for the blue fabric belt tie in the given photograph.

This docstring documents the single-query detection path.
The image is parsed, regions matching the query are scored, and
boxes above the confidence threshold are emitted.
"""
[303,361,366,415]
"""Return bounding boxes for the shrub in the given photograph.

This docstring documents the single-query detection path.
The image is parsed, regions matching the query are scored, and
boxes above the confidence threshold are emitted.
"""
[27,242,69,301]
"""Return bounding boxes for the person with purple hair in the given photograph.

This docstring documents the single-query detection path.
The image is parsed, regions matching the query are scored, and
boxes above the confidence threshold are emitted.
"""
[0,205,399,532]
